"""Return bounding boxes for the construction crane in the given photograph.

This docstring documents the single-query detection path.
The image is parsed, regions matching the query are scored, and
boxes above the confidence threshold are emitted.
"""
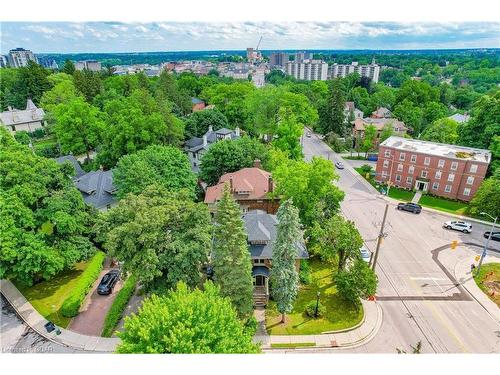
[256,36,263,52]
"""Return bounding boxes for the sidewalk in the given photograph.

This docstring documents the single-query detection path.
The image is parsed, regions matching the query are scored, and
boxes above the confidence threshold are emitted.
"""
[257,299,382,351]
[454,257,499,323]
[0,279,120,352]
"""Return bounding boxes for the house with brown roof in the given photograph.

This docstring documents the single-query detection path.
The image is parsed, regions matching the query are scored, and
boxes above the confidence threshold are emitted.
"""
[204,160,279,214]
[352,117,408,148]
[371,107,393,119]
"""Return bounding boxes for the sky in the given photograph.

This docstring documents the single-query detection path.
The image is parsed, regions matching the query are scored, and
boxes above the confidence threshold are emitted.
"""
[1,22,499,54]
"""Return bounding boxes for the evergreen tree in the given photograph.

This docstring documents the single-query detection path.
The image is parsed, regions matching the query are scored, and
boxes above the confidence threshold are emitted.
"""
[270,199,301,323]
[212,185,254,319]
[62,60,75,75]
[319,79,346,135]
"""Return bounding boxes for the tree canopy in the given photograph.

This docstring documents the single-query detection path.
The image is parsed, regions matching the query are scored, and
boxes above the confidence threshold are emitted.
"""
[183,108,229,139]
[117,282,260,354]
[113,145,197,199]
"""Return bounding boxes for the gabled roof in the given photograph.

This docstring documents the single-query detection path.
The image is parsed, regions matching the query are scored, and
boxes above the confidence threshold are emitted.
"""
[448,113,470,123]
[353,117,407,132]
[74,170,117,209]
[54,155,86,178]
[191,97,204,104]
[0,99,45,127]
[372,107,392,118]
[243,210,308,259]
[204,166,274,204]
[185,127,239,153]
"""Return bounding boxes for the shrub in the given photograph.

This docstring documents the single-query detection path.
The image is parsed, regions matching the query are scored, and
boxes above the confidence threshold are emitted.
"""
[60,251,105,317]
[299,259,311,285]
[101,274,137,337]
[14,131,31,145]
[305,300,326,318]
[243,315,258,337]
[360,164,373,174]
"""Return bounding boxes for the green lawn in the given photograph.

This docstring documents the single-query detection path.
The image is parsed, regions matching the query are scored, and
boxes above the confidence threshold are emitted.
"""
[473,263,500,307]
[418,195,468,215]
[14,261,90,328]
[265,258,363,335]
[387,187,414,202]
[271,342,316,348]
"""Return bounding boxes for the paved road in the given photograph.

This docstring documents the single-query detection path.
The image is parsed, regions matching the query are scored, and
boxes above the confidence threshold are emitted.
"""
[302,132,500,353]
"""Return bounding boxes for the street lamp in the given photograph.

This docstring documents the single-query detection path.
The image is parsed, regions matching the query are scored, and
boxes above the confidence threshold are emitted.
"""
[476,212,498,274]
[314,291,320,318]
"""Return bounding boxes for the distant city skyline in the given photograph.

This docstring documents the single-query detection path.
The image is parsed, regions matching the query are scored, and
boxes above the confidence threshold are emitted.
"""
[1,22,499,54]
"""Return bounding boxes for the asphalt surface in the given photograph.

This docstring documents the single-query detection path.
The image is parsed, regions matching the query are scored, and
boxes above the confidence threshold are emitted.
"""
[302,132,500,353]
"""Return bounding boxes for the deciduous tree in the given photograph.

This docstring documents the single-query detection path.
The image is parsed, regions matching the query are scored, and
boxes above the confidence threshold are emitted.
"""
[117,282,260,354]
[335,259,378,305]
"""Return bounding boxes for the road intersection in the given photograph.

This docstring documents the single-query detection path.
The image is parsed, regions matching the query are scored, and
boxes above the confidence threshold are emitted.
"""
[302,131,500,353]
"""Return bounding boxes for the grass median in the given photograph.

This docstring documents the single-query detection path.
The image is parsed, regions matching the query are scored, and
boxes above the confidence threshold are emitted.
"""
[474,263,500,307]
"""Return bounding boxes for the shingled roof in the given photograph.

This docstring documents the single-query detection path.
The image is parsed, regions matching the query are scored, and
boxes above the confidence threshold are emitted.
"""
[0,99,45,127]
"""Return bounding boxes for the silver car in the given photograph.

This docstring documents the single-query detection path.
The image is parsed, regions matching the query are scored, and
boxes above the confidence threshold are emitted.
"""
[443,220,472,234]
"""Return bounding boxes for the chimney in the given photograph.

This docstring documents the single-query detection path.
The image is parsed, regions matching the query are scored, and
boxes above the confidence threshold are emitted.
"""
[235,127,240,137]
[253,159,262,169]
[208,125,213,133]
[268,176,273,193]
[203,134,207,147]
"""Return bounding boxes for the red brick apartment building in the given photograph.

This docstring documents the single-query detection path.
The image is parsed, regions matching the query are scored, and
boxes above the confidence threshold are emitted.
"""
[375,136,491,202]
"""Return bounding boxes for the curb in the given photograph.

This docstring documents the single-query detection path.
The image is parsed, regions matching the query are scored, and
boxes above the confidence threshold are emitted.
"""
[263,300,383,352]
[0,279,120,353]
[454,257,499,323]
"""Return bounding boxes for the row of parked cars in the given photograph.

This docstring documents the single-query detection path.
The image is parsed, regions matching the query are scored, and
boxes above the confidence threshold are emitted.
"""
[396,202,499,240]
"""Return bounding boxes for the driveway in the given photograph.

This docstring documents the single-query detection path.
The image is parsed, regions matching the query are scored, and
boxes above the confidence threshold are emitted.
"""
[67,268,123,337]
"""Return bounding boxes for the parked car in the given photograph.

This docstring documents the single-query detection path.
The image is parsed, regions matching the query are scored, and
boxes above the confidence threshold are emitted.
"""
[360,246,372,263]
[97,269,120,295]
[443,220,472,234]
[483,231,500,242]
[397,202,422,214]
[306,132,311,138]
[335,162,344,169]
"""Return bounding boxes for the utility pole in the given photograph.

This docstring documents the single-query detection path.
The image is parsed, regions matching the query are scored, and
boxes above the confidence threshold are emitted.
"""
[476,212,498,274]
[371,203,389,271]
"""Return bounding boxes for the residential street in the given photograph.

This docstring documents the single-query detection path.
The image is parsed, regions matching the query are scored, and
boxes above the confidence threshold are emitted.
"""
[302,132,500,353]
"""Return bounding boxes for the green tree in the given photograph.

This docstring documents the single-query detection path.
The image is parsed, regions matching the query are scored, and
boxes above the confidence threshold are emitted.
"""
[395,80,439,107]
[423,101,448,127]
[380,123,394,143]
[113,145,197,199]
[272,112,303,160]
[40,78,79,114]
[318,79,346,135]
[468,177,500,218]
[11,61,52,108]
[201,81,255,128]
[97,89,184,168]
[62,60,75,75]
[361,124,377,155]
[0,128,95,285]
[212,186,254,319]
[54,97,104,160]
[270,153,345,226]
[96,185,212,290]
[184,108,229,139]
[270,199,301,323]
[335,259,378,305]
[314,215,363,272]
[458,91,500,150]
[421,118,459,144]
[155,70,191,116]
[393,99,424,135]
[73,69,103,103]
[199,136,269,185]
[117,282,260,354]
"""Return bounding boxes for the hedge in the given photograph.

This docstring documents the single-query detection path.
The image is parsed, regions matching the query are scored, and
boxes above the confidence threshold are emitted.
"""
[60,251,106,318]
[101,275,137,337]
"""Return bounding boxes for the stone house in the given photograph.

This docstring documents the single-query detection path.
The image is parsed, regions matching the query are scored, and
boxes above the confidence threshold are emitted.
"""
[0,99,46,134]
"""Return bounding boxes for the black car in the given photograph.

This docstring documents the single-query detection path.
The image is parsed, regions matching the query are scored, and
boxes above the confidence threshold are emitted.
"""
[397,202,422,214]
[97,269,120,295]
[483,231,500,242]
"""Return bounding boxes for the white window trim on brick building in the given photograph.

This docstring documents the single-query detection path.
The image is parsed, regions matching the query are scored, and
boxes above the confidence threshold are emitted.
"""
[406,176,413,184]
[448,173,455,182]
[421,170,428,178]
[397,163,403,172]
[384,150,391,158]
[435,170,442,179]
[399,152,406,161]
[383,160,389,168]
[463,188,471,196]
[470,164,478,173]
[445,184,452,193]
[451,161,458,171]
[466,176,474,185]
[410,154,417,163]
[432,182,439,190]
[408,165,415,174]
[395,174,401,182]
[424,157,430,166]
[382,171,388,178]
[438,159,445,168]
